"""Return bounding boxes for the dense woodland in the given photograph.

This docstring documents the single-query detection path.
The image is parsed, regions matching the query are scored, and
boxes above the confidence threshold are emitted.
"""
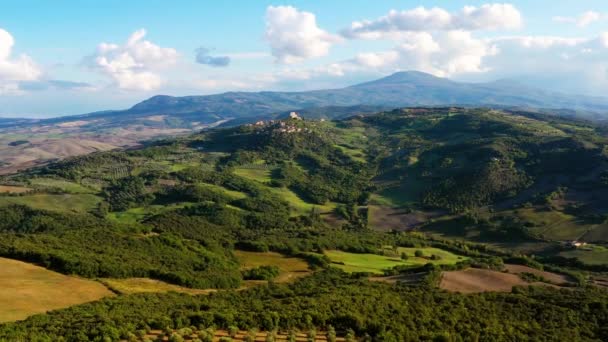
[1,107,608,340]
[1,270,608,341]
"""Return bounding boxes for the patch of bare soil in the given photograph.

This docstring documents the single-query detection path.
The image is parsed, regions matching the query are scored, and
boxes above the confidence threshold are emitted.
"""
[504,264,573,285]
[440,268,529,293]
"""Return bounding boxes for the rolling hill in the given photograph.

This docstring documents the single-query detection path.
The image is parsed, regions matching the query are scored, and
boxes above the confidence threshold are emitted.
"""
[2,71,608,175]
[2,107,608,340]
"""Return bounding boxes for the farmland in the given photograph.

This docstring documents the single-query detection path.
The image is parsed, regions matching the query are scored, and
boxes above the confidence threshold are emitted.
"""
[28,177,96,194]
[0,257,113,323]
[235,250,312,283]
[440,264,573,293]
[324,247,465,274]
[100,278,217,296]
[559,244,608,265]
[0,185,31,193]
[0,193,101,212]
[440,268,529,293]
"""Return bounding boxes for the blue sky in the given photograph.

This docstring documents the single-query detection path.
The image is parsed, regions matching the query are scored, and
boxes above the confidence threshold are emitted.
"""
[1,1,608,117]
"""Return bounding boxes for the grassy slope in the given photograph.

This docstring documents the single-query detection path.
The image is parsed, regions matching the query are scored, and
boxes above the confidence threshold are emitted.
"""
[0,194,101,213]
[324,247,466,274]
[28,178,96,194]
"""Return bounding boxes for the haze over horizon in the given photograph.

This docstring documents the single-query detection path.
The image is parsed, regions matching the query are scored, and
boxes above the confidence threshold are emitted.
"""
[2,0,608,117]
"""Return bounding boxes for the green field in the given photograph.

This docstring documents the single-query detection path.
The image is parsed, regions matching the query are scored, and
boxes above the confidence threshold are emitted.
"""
[324,247,466,274]
[100,278,216,295]
[559,244,608,265]
[512,208,592,241]
[233,167,272,183]
[370,179,427,208]
[269,186,336,215]
[107,203,193,224]
[334,144,367,163]
[29,178,96,194]
[0,194,101,213]
[198,182,248,200]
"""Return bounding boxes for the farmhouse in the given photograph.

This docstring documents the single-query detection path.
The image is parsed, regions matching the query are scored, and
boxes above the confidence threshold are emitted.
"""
[566,240,587,248]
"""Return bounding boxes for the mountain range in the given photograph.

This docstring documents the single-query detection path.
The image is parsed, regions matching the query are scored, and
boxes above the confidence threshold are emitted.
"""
[1,71,608,175]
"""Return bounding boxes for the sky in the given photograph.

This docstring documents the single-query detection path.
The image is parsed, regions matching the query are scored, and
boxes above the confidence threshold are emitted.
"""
[1,0,608,118]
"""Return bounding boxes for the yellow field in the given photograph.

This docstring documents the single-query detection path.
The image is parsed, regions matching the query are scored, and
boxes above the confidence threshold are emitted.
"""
[235,250,311,283]
[0,257,114,322]
[100,278,217,295]
[0,185,32,193]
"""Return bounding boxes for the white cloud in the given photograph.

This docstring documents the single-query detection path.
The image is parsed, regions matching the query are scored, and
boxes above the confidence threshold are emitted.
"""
[553,11,601,27]
[265,6,341,63]
[0,28,42,94]
[322,31,497,78]
[461,32,608,94]
[342,4,522,39]
[88,29,178,91]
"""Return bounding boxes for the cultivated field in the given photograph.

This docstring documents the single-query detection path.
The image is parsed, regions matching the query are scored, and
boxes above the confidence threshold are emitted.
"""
[0,257,113,322]
[439,266,566,294]
[440,268,529,293]
[235,250,311,283]
[559,244,608,265]
[324,247,465,274]
[28,177,96,194]
[101,278,217,295]
[0,193,101,213]
[503,264,573,285]
[0,185,31,193]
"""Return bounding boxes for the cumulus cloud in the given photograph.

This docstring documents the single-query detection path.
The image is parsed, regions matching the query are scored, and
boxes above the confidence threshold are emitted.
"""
[88,29,178,91]
[265,5,341,63]
[342,4,522,39]
[0,28,42,94]
[195,47,230,67]
[325,31,498,78]
[553,11,601,27]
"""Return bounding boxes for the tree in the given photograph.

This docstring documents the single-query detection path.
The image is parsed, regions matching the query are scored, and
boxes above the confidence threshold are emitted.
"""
[328,325,337,342]
[228,325,239,338]
[345,329,356,342]
[415,250,424,257]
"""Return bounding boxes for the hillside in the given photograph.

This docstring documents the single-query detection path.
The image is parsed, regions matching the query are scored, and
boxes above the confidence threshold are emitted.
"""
[2,71,608,175]
[2,107,608,340]
[2,107,608,270]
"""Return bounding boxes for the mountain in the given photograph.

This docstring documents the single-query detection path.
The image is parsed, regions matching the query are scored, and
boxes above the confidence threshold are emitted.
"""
[113,71,608,121]
[22,71,608,127]
[2,71,608,175]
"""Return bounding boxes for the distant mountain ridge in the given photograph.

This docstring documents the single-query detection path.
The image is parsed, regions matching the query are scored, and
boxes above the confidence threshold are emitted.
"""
[1,71,608,175]
[6,71,608,128]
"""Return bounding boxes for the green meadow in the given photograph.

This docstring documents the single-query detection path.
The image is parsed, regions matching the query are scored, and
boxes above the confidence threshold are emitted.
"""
[324,247,466,274]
